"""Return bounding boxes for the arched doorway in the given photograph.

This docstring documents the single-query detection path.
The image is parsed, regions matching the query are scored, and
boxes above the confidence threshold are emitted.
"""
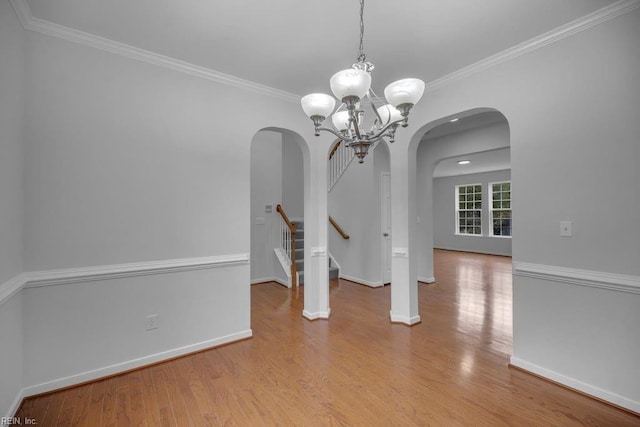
[410,108,511,282]
[249,128,310,289]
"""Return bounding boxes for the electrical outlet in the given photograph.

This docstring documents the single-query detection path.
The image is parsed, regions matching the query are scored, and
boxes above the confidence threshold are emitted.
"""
[145,314,159,330]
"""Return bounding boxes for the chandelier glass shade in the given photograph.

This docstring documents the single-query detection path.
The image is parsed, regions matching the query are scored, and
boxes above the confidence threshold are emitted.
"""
[301,0,425,163]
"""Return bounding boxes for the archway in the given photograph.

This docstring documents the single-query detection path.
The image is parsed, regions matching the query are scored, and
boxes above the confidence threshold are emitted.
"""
[409,108,511,283]
[249,128,310,289]
[326,138,392,288]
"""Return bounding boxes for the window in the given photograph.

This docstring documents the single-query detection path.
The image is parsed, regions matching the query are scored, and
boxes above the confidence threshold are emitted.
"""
[490,181,512,237]
[456,184,482,235]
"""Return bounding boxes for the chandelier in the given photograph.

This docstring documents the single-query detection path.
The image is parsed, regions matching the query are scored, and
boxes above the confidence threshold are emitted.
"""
[300,0,425,163]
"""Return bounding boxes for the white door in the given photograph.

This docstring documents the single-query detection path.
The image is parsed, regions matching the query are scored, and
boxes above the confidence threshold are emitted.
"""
[381,172,392,284]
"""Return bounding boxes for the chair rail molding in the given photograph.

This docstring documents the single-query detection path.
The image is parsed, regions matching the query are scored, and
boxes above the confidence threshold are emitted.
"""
[513,262,640,294]
[0,253,250,306]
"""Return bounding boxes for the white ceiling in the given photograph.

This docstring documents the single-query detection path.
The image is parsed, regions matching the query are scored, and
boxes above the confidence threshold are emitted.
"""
[24,0,619,96]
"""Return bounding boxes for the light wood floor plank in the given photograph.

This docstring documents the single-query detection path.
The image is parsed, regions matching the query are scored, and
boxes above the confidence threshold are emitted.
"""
[14,250,640,425]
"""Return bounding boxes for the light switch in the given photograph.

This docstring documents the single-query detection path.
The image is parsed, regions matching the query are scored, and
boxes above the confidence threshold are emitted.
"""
[255,216,265,225]
[265,205,273,213]
[560,220,572,237]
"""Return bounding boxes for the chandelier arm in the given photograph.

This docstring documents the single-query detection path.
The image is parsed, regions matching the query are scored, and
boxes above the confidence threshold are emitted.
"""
[316,127,355,142]
[369,97,386,129]
[374,119,404,137]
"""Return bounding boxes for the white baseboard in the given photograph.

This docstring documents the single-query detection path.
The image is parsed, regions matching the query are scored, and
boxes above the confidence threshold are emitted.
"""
[302,309,331,320]
[4,388,26,423]
[389,311,421,325]
[20,329,252,399]
[250,277,288,287]
[418,276,436,284]
[340,274,383,288]
[510,356,640,414]
[273,248,292,288]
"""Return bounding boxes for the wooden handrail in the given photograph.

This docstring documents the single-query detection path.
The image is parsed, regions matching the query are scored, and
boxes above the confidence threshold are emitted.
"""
[276,204,296,234]
[329,216,350,240]
[276,204,297,287]
[328,140,342,160]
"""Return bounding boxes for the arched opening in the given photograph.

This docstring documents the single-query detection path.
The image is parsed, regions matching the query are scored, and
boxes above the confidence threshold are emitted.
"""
[408,108,511,282]
[249,127,310,291]
[327,138,392,289]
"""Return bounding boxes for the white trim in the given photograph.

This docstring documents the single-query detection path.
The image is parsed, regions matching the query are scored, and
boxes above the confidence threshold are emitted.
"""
[4,388,25,424]
[0,254,250,306]
[510,356,640,414]
[381,171,392,285]
[251,277,288,288]
[21,330,252,399]
[302,309,331,320]
[0,274,28,306]
[9,0,298,104]
[273,248,293,288]
[488,180,512,238]
[425,0,640,92]
[392,248,409,258]
[513,262,640,294]
[328,251,341,273]
[24,253,250,289]
[418,276,436,284]
[8,0,30,27]
[389,311,421,325]
[340,274,383,288]
[455,183,483,236]
[11,0,639,105]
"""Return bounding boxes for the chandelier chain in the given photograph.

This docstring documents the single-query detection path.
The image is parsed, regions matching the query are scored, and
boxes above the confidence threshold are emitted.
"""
[357,0,366,63]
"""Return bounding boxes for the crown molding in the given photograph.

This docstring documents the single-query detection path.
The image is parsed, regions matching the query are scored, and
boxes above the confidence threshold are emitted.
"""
[10,0,640,105]
[513,262,640,295]
[425,0,640,92]
[9,0,300,104]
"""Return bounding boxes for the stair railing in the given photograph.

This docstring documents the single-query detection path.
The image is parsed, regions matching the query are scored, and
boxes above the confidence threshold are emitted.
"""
[276,204,297,287]
[328,140,356,191]
[329,215,350,240]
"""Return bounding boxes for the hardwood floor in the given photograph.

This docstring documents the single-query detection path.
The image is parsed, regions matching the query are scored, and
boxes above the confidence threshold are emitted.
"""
[15,250,639,425]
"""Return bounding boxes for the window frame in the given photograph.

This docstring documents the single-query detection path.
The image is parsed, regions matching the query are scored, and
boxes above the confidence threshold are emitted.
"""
[455,183,483,236]
[489,181,512,238]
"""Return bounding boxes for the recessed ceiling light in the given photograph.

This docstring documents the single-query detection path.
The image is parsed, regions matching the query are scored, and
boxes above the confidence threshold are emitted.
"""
[457,160,470,165]
[450,118,459,122]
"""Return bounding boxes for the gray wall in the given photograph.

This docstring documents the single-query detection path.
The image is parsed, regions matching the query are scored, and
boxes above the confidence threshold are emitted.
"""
[250,131,286,283]
[281,132,304,220]
[1,10,312,411]
[407,7,640,409]
[433,169,511,256]
[328,143,390,286]
[0,0,24,284]
[0,0,24,416]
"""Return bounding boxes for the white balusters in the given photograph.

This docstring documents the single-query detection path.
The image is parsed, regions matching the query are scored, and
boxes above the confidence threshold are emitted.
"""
[328,141,355,191]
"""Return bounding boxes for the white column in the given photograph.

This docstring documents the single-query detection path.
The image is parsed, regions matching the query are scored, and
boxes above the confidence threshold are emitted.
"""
[303,138,330,320]
[388,138,420,325]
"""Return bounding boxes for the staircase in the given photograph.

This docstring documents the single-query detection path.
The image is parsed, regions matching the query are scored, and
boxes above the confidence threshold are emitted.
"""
[292,220,339,285]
